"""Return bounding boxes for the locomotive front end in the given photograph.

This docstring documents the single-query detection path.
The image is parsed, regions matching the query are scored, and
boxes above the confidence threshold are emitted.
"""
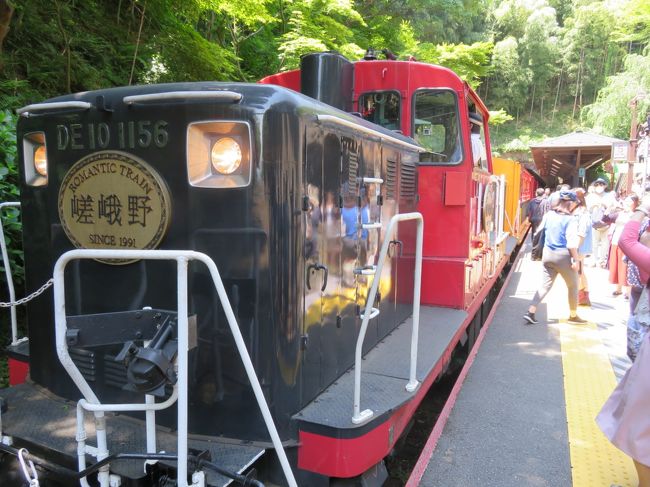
[5,83,312,486]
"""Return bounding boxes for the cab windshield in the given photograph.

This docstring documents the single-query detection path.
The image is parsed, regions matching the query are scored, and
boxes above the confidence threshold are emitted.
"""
[413,90,462,164]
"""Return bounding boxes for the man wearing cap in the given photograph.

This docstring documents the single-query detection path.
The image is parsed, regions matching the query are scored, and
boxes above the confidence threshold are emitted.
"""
[524,189,587,325]
[586,177,616,267]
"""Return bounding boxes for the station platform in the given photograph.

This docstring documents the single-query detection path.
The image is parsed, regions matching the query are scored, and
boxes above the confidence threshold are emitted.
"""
[408,239,638,487]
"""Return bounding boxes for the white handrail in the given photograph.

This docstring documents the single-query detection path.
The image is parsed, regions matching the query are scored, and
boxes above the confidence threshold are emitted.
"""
[123,91,242,105]
[317,115,426,153]
[54,249,297,487]
[17,101,92,116]
[352,212,424,425]
[0,202,22,345]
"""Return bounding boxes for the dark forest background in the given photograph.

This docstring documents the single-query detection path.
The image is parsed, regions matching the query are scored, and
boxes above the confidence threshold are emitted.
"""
[2,0,650,146]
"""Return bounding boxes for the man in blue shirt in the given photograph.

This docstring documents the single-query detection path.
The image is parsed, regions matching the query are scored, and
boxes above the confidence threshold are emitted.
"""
[524,190,586,325]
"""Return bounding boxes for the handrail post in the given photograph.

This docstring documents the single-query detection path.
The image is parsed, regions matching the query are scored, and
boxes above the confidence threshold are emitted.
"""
[406,215,424,392]
[176,257,189,487]
[53,249,298,487]
[352,213,423,424]
[0,202,21,345]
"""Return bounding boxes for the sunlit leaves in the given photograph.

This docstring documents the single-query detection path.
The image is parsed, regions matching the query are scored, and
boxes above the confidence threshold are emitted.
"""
[277,0,365,70]
[582,53,650,139]
[414,42,493,89]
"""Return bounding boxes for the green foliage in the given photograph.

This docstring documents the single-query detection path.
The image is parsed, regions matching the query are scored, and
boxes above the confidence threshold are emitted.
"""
[0,111,23,290]
[488,109,514,126]
[582,53,650,139]
[277,0,365,71]
[0,0,648,183]
[615,0,650,46]
[490,105,580,158]
[415,42,494,89]
[487,36,532,113]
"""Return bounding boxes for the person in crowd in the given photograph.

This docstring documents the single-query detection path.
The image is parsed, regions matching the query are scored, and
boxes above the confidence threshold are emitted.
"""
[573,188,593,306]
[624,218,650,360]
[544,187,551,198]
[540,183,570,214]
[527,188,546,236]
[586,177,617,267]
[609,195,639,297]
[597,196,650,487]
[524,190,586,325]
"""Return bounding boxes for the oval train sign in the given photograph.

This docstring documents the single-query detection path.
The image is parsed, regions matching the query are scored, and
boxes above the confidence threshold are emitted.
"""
[58,151,171,264]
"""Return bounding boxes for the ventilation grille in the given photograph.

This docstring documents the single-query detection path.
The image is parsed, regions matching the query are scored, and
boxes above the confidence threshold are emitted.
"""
[386,159,397,199]
[400,159,417,199]
[70,348,96,382]
[347,151,359,194]
[104,355,128,389]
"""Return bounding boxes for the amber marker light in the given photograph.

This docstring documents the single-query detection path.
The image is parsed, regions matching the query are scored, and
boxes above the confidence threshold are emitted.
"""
[211,137,242,174]
[34,145,48,177]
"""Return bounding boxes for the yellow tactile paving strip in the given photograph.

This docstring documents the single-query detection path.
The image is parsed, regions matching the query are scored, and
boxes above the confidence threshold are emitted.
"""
[559,320,636,487]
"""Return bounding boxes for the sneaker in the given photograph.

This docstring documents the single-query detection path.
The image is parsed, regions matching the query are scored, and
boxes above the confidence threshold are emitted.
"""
[523,312,538,325]
[568,315,588,324]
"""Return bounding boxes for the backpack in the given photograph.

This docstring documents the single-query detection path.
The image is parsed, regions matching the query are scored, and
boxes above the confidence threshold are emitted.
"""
[530,198,545,223]
[591,206,608,230]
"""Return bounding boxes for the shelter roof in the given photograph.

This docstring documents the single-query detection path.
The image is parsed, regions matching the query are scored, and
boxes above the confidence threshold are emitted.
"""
[530,131,626,182]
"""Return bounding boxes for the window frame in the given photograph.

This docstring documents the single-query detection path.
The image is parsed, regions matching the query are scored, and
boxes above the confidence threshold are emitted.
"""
[411,88,464,167]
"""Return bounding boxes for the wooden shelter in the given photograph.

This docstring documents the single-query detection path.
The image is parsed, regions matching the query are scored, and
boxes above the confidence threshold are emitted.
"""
[530,131,626,186]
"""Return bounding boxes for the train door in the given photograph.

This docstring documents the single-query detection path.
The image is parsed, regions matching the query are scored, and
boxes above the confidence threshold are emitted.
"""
[302,132,324,401]
[379,150,418,337]
[319,133,350,388]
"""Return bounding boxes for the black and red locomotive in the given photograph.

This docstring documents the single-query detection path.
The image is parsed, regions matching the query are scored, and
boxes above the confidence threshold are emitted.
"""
[0,51,530,486]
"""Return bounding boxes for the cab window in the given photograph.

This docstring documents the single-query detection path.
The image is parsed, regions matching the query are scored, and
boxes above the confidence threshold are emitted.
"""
[359,91,400,131]
[413,90,462,164]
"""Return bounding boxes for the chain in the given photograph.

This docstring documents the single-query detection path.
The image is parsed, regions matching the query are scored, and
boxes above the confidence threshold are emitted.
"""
[0,278,54,308]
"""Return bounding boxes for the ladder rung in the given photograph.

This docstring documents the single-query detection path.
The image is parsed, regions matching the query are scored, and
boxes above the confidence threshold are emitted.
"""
[361,222,382,230]
[359,177,384,185]
[353,266,377,276]
[360,307,380,320]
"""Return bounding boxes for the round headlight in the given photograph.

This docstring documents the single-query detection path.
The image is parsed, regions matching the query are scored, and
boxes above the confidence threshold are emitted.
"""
[211,137,242,175]
[34,145,48,177]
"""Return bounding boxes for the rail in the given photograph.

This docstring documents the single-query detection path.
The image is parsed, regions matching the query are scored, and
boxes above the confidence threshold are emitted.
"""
[17,101,92,116]
[352,212,424,425]
[317,114,426,153]
[0,202,23,345]
[123,91,242,105]
[53,249,297,487]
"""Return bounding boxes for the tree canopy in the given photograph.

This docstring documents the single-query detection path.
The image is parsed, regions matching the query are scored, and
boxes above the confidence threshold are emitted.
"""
[0,0,648,147]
